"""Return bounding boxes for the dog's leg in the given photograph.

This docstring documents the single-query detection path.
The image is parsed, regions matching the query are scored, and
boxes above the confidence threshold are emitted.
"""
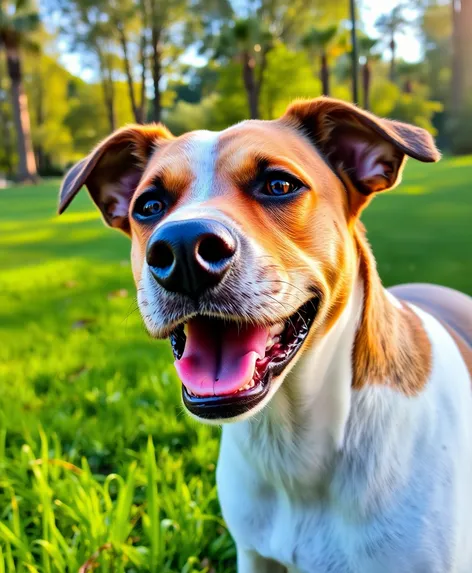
[237,548,287,573]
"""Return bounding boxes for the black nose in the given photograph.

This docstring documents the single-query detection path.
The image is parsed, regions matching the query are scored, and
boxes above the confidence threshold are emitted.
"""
[146,219,238,296]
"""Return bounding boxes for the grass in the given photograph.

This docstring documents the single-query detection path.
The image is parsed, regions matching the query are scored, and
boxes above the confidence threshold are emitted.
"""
[0,155,471,572]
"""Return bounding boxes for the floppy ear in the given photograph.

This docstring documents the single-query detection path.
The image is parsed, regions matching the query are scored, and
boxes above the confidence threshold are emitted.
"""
[283,97,440,216]
[58,124,173,234]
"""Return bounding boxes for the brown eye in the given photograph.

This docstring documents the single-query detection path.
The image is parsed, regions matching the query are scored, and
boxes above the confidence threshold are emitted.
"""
[142,199,163,216]
[265,178,298,196]
[133,192,165,220]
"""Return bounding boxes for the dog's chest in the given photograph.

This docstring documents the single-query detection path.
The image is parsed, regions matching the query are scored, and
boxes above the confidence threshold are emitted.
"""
[217,416,458,573]
[218,460,451,573]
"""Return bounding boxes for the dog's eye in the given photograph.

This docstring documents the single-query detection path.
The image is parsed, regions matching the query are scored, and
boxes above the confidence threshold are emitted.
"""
[133,192,165,220]
[264,176,300,196]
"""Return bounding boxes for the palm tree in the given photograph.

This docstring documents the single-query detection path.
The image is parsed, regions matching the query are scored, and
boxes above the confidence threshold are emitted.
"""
[214,18,272,119]
[375,5,410,83]
[0,0,39,181]
[302,24,338,96]
[397,61,424,94]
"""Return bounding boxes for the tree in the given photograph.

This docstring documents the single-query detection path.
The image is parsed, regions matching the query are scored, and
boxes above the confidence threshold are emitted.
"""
[349,0,359,104]
[0,0,39,181]
[358,36,378,110]
[107,0,147,123]
[142,0,227,122]
[397,61,424,94]
[375,5,410,83]
[419,2,452,103]
[213,17,271,119]
[0,55,14,177]
[301,25,339,96]
[210,0,345,119]
[451,0,472,113]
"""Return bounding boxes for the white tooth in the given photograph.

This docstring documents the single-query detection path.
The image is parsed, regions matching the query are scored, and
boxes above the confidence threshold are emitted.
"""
[270,323,285,337]
[265,335,280,351]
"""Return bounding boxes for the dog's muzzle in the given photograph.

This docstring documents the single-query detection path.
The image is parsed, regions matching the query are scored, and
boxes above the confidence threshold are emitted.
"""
[146,218,238,297]
[144,217,319,421]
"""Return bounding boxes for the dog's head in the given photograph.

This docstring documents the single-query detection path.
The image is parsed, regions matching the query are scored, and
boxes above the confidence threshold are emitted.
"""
[59,98,439,423]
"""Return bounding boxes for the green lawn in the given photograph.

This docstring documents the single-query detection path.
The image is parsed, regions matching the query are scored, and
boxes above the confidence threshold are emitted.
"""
[0,155,471,572]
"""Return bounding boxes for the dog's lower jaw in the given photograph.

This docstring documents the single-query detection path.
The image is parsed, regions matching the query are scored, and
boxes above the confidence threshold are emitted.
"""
[219,278,364,489]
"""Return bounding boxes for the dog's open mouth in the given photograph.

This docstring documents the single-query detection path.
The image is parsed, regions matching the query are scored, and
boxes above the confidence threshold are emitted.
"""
[169,298,319,420]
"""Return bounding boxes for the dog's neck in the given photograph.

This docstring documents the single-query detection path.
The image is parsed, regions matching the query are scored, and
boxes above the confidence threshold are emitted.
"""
[225,229,431,490]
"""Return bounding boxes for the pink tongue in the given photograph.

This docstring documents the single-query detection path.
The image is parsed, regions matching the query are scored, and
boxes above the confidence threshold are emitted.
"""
[174,317,269,397]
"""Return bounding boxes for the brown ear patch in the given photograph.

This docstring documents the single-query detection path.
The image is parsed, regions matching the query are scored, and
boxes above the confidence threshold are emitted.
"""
[58,124,173,233]
[282,97,440,216]
[352,227,432,395]
[284,97,440,164]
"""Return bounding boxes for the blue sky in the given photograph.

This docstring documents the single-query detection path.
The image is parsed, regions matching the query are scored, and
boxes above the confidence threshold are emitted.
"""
[59,0,422,81]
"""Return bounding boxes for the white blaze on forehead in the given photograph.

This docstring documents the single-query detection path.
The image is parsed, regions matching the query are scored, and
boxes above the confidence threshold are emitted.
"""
[186,130,220,201]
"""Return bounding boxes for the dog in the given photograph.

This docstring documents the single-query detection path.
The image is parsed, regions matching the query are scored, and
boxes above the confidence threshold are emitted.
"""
[59,97,472,572]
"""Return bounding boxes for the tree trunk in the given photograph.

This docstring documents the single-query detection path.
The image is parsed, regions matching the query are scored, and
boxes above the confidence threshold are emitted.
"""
[451,0,462,110]
[242,51,259,119]
[118,23,141,123]
[6,46,37,182]
[137,0,147,123]
[460,0,472,100]
[36,69,46,172]
[389,36,396,82]
[362,59,371,110]
[349,0,359,104]
[0,54,14,178]
[0,96,14,178]
[98,49,116,132]
[320,51,330,96]
[151,25,162,123]
[138,32,147,123]
[102,76,116,132]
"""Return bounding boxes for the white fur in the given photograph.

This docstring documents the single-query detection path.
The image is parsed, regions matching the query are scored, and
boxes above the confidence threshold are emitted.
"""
[186,130,219,201]
[217,289,472,573]
[385,289,403,310]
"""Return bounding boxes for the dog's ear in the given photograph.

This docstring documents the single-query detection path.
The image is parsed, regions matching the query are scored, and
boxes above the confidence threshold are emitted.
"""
[58,124,173,234]
[283,97,440,215]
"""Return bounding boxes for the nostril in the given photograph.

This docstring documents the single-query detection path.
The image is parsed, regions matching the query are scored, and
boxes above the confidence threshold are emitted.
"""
[150,242,174,270]
[198,235,236,265]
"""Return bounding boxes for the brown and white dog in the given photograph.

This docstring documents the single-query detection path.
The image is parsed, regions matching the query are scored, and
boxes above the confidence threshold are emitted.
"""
[59,98,472,573]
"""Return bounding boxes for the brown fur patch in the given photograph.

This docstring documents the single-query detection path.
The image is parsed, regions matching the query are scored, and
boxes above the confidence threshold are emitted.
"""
[352,227,432,395]
[388,283,472,385]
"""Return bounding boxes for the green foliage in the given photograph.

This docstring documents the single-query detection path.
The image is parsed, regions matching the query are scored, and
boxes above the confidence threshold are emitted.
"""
[164,94,220,135]
[390,90,443,134]
[301,24,339,56]
[261,43,321,119]
[370,80,442,134]
[211,62,248,128]
[26,55,74,165]
[0,0,40,49]
[1,158,472,568]
[370,79,401,117]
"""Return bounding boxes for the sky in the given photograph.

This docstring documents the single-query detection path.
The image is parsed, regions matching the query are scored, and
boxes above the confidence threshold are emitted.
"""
[361,0,421,61]
[59,0,422,82]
